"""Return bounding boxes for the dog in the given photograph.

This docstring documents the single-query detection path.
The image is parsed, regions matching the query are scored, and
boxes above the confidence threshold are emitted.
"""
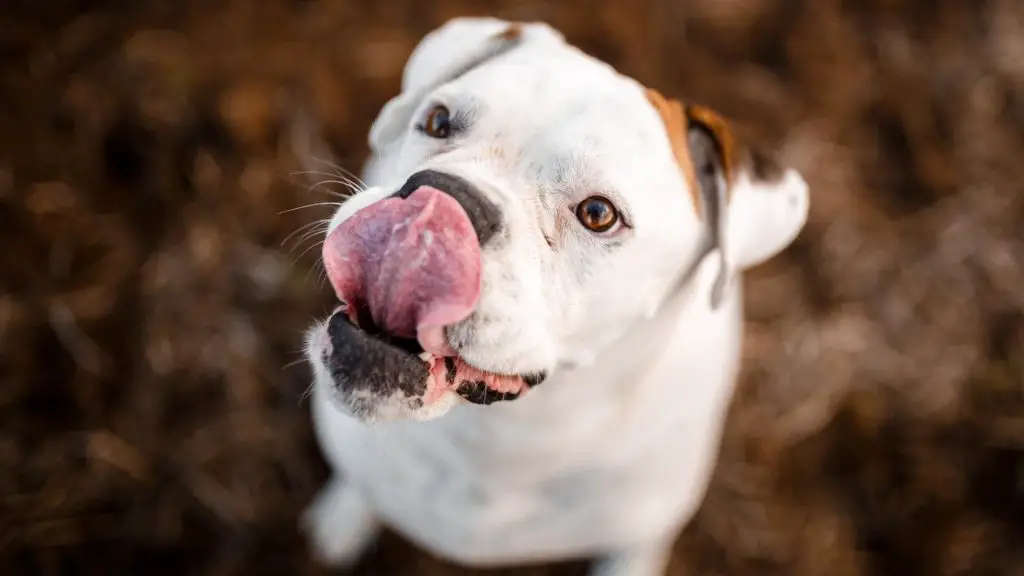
[301,17,810,576]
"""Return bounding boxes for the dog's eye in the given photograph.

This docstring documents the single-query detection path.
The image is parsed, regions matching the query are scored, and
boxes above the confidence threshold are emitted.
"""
[421,105,451,139]
[575,196,619,233]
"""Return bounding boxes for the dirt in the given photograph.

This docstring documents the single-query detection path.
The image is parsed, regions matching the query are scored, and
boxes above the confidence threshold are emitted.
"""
[2,0,1024,575]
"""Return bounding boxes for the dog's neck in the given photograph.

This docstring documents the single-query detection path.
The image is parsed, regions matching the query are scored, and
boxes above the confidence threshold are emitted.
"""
[560,232,725,372]
[553,252,735,401]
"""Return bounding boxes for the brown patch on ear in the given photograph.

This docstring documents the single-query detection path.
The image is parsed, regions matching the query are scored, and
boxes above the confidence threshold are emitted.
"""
[687,105,787,187]
[646,89,700,214]
[649,90,786,210]
[495,23,523,42]
[685,104,738,187]
[444,24,526,86]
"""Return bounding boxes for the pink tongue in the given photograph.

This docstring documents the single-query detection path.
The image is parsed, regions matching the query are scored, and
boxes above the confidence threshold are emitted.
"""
[322,186,482,355]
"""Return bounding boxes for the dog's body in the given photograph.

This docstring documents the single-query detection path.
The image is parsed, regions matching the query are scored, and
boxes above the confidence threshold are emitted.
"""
[302,18,809,576]
[307,270,743,570]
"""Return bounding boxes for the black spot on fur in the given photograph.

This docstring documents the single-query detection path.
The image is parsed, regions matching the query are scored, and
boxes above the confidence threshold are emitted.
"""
[523,371,547,387]
[457,381,519,405]
[444,357,458,384]
[325,313,429,400]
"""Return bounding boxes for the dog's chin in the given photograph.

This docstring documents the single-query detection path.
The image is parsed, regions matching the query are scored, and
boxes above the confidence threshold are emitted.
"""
[306,309,546,424]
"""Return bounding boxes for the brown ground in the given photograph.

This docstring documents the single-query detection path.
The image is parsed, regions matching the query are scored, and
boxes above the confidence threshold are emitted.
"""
[3,0,1024,575]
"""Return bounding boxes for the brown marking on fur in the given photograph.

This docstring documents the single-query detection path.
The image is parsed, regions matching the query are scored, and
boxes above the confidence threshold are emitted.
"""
[444,23,526,87]
[646,89,701,215]
[496,23,523,42]
[649,89,789,212]
[685,103,738,189]
[687,106,788,188]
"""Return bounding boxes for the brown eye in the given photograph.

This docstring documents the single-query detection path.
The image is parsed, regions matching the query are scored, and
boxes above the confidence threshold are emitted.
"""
[575,196,619,233]
[422,105,451,138]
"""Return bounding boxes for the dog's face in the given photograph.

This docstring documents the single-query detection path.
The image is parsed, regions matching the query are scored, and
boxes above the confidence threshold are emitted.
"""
[304,18,809,422]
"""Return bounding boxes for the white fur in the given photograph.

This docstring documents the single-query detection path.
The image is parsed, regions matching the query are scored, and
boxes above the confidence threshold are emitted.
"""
[300,18,810,575]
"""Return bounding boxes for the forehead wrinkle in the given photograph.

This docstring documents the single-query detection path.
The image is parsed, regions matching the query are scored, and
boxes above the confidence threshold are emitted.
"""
[546,140,597,188]
[453,58,548,107]
[540,103,649,176]
[526,112,649,216]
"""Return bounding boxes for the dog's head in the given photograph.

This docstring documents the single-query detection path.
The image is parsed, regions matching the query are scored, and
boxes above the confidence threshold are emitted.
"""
[304,17,809,422]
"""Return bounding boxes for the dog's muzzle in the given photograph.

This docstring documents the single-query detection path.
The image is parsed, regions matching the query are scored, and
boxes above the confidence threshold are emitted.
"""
[315,170,541,417]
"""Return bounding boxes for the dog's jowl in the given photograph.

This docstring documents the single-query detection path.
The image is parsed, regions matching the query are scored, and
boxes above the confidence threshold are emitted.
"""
[301,17,810,576]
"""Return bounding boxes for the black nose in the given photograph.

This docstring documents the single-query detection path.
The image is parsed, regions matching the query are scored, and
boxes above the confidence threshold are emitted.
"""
[392,170,503,246]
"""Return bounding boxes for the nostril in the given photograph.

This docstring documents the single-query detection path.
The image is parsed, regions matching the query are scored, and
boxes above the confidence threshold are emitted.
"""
[392,169,503,246]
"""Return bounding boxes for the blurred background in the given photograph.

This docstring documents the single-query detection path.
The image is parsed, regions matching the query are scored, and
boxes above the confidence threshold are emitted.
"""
[2,0,1024,574]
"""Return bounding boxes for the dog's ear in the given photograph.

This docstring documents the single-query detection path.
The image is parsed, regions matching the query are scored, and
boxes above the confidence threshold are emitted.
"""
[646,90,810,309]
[368,18,565,154]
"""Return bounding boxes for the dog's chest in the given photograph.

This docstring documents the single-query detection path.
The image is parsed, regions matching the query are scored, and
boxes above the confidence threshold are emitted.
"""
[312,298,743,565]
[315,387,706,564]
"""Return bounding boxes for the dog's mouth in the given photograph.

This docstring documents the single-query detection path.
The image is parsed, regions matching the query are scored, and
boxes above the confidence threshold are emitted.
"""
[324,306,540,406]
[318,183,541,409]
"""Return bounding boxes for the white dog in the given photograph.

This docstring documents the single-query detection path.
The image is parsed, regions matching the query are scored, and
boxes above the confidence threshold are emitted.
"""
[301,17,809,576]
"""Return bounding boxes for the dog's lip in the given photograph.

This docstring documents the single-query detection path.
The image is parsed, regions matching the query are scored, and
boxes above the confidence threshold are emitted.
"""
[329,304,460,358]
[322,305,537,404]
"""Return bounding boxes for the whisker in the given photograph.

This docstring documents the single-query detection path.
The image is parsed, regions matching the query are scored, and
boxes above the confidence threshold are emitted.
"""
[303,263,320,287]
[281,236,320,278]
[293,238,325,264]
[297,240,326,278]
[314,266,330,291]
[304,255,329,286]
[292,224,330,253]
[309,156,368,189]
[299,381,316,403]
[309,179,359,197]
[292,169,363,192]
[298,159,367,198]
[292,218,330,243]
[311,186,353,201]
[286,232,325,259]
[292,170,358,188]
[281,219,328,248]
[294,166,362,183]
[277,202,342,216]
[286,172,358,201]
